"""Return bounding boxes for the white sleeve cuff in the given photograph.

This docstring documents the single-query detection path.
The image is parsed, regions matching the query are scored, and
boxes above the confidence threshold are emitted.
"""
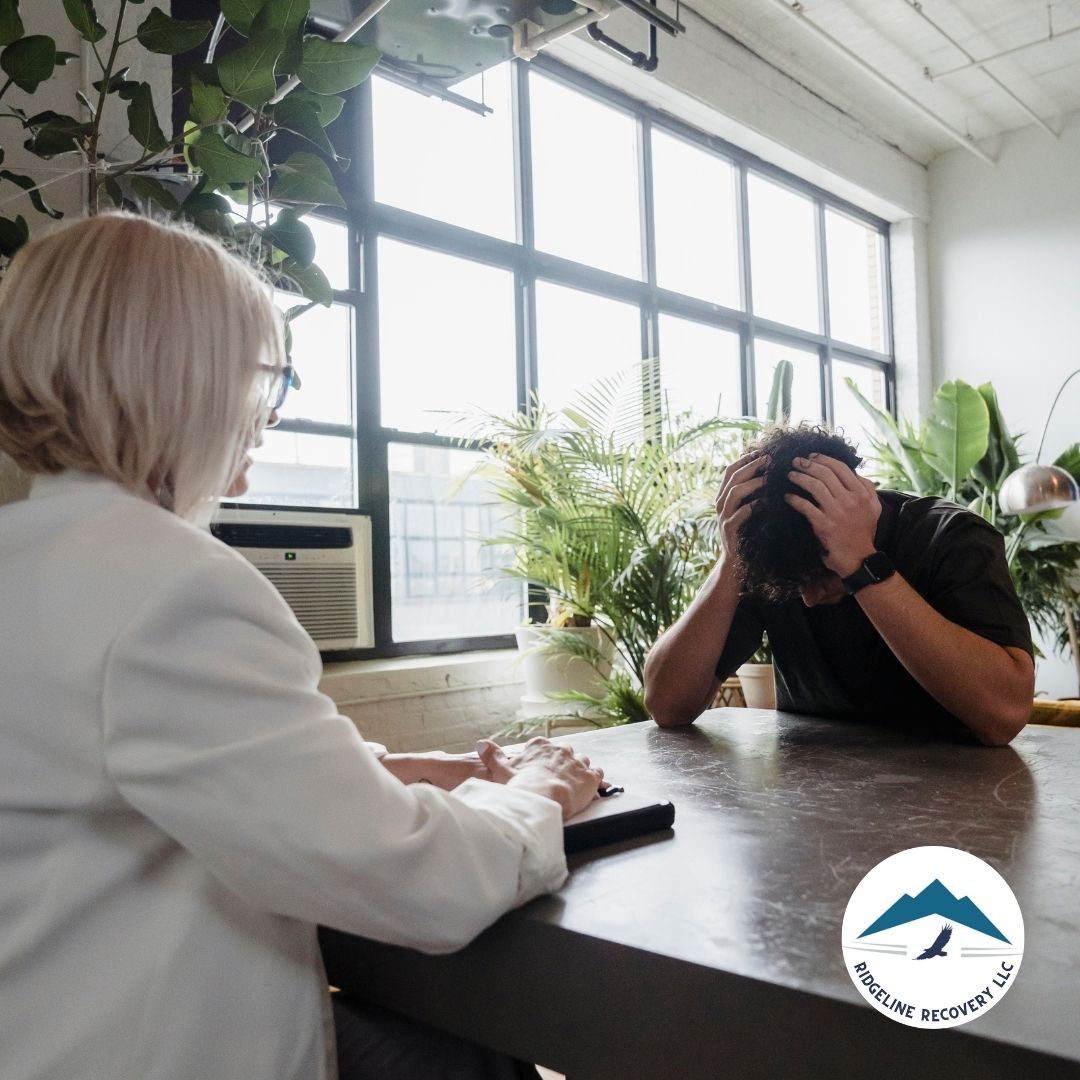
[449,779,568,905]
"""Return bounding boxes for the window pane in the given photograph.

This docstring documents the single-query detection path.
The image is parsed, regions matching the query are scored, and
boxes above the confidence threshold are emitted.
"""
[657,315,743,422]
[245,430,356,508]
[826,210,886,352]
[534,282,641,413]
[831,357,886,449]
[305,215,349,292]
[754,338,822,425]
[530,73,641,279]
[747,174,819,332]
[652,130,740,307]
[378,240,516,435]
[372,68,515,241]
[389,443,522,641]
[274,295,353,426]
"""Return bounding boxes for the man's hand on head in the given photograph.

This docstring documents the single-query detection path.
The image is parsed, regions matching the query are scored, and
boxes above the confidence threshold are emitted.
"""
[714,449,767,576]
[784,454,881,578]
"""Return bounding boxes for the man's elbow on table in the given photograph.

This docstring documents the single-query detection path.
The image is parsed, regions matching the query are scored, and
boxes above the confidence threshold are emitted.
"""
[964,650,1034,747]
[969,700,1030,747]
[644,687,700,729]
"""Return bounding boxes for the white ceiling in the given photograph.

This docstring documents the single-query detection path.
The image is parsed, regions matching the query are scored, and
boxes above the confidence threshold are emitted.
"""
[685,0,1080,163]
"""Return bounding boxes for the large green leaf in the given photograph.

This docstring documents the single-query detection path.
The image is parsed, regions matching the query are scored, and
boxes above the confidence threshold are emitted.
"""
[22,112,92,157]
[1,36,56,93]
[973,382,1020,491]
[0,169,62,217]
[279,85,343,125]
[1054,442,1080,482]
[189,131,263,184]
[764,358,792,425]
[136,7,213,54]
[221,0,264,36]
[272,94,334,156]
[62,0,105,43]
[93,67,141,100]
[843,376,933,495]
[0,212,28,256]
[190,74,227,126]
[922,379,989,498]
[127,82,168,152]
[296,37,378,95]
[252,0,309,73]
[130,175,180,210]
[265,208,315,266]
[0,0,23,47]
[270,151,344,206]
[217,30,284,110]
[281,258,332,305]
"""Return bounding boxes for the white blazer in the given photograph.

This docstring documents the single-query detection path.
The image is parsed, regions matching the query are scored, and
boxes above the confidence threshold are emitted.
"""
[0,471,566,1080]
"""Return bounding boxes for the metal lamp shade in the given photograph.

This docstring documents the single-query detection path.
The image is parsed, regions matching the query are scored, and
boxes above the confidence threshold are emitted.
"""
[999,463,1080,515]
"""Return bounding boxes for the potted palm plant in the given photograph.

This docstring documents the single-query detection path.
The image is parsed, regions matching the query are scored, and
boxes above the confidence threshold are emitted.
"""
[469,359,766,731]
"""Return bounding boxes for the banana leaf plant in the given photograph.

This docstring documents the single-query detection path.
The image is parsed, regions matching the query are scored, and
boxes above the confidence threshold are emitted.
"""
[0,0,377,361]
[468,359,791,729]
[846,376,1080,661]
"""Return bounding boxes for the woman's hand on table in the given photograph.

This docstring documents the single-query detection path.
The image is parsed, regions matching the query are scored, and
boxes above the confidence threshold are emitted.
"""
[377,751,491,791]
[476,737,604,820]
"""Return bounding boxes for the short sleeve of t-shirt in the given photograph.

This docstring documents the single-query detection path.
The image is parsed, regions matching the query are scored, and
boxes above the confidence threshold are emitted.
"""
[714,600,767,681]
[917,514,1033,656]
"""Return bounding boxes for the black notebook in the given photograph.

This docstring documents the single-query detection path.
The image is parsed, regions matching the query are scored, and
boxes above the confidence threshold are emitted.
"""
[563,791,676,853]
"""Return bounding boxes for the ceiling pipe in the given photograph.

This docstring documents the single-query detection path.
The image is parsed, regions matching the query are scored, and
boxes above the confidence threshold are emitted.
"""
[766,0,996,165]
[929,20,1080,81]
[904,0,1056,140]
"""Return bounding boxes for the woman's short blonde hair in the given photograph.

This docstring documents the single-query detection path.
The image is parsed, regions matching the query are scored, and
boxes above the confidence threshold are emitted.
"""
[0,213,284,519]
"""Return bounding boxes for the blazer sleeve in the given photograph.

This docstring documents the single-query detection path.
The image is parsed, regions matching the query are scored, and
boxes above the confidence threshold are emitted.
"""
[100,546,567,954]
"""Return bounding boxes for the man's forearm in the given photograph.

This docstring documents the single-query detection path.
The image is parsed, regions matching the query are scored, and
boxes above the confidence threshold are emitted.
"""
[855,574,1034,745]
[644,557,744,727]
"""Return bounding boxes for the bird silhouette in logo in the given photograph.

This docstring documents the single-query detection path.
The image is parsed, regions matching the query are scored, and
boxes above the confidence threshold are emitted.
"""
[915,923,952,960]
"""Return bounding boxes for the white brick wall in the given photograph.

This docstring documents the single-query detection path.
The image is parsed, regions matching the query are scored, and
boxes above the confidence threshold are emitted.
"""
[319,651,528,753]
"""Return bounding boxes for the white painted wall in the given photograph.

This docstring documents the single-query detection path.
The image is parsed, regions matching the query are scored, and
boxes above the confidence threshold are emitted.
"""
[928,111,1080,699]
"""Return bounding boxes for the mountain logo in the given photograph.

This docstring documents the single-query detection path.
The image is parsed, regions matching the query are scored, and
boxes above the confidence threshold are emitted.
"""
[841,846,1024,1029]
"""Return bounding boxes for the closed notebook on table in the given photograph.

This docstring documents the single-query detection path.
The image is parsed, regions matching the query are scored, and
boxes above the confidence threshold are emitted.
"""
[563,791,675,853]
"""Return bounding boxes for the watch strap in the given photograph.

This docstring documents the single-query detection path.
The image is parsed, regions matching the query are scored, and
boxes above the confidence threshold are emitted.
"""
[842,551,895,594]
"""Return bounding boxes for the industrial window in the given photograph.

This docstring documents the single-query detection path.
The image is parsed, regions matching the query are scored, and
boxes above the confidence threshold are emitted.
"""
[243,57,895,658]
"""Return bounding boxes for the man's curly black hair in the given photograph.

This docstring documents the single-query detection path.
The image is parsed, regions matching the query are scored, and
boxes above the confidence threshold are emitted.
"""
[736,425,863,602]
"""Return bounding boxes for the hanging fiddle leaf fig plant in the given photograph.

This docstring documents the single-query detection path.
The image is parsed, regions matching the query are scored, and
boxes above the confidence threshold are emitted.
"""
[0,0,378,343]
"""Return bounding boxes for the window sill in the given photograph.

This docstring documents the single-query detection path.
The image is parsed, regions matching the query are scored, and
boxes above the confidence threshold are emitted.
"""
[320,648,523,705]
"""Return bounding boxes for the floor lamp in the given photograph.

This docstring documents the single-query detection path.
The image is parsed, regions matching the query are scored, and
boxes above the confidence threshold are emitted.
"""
[999,369,1080,696]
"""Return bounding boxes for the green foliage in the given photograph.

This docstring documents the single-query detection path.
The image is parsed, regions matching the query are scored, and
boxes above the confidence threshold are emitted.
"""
[470,359,765,726]
[0,1,380,355]
[846,376,1080,657]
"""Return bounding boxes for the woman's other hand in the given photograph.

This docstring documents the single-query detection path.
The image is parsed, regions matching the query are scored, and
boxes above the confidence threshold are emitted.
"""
[476,737,604,820]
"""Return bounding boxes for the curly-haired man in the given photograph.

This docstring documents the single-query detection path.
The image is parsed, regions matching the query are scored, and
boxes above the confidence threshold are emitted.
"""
[643,426,1034,745]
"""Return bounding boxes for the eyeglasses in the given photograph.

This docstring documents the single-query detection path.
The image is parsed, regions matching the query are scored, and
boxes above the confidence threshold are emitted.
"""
[263,364,294,412]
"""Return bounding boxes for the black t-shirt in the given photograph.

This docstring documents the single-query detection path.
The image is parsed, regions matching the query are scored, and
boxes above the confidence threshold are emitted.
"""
[715,491,1033,740]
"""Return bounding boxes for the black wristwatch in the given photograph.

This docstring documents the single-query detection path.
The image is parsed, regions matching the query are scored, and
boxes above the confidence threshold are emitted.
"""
[841,551,895,594]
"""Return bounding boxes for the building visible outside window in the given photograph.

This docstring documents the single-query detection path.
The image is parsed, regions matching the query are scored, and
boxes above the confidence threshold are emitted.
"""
[243,58,894,657]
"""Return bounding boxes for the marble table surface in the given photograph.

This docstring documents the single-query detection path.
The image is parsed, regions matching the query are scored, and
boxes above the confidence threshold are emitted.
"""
[320,710,1080,1079]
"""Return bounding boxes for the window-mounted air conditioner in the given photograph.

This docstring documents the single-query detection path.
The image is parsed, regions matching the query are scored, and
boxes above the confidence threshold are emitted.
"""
[210,508,374,651]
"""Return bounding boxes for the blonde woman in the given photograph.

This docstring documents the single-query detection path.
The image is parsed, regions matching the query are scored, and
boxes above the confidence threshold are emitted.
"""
[0,214,603,1080]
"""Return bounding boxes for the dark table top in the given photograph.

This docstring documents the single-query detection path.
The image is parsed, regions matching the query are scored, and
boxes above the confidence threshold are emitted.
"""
[320,710,1080,1079]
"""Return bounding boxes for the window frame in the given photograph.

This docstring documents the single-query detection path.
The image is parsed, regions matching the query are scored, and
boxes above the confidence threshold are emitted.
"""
[260,55,896,661]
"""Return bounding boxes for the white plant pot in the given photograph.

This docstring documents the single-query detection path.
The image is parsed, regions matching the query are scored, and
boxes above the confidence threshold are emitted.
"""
[736,662,776,710]
[514,625,614,716]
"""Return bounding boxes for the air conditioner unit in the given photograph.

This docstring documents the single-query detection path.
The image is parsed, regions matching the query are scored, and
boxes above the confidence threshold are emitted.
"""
[210,508,374,651]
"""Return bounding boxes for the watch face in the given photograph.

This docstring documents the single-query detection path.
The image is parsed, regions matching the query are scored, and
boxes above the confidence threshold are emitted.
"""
[864,551,893,582]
